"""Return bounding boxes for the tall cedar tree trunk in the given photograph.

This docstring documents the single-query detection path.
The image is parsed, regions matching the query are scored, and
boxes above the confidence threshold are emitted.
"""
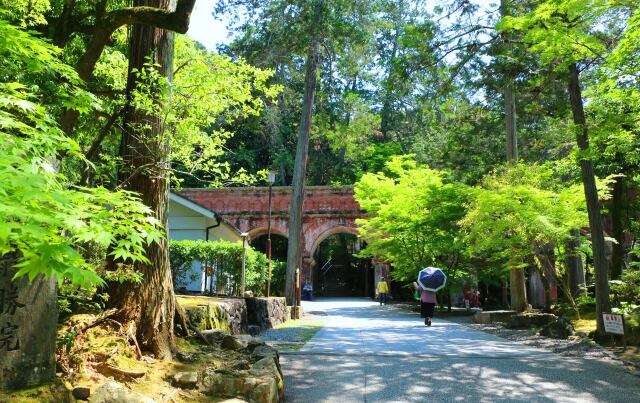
[501,0,527,312]
[535,245,557,311]
[285,39,321,305]
[566,229,586,296]
[567,63,611,335]
[610,177,626,279]
[107,0,176,358]
[380,22,399,138]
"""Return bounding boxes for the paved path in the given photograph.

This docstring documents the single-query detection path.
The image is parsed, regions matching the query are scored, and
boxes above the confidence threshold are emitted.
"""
[280,298,640,402]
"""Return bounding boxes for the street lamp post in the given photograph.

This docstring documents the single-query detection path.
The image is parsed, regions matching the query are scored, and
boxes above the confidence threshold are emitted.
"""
[266,170,276,297]
[241,232,249,297]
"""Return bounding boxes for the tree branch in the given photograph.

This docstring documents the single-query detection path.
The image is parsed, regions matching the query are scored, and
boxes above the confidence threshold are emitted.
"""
[76,0,196,81]
[173,58,193,76]
[85,107,124,162]
[60,0,196,137]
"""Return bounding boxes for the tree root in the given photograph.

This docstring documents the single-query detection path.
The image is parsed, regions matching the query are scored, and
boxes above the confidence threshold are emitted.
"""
[79,308,123,334]
[127,322,143,359]
[97,363,146,379]
[175,302,191,337]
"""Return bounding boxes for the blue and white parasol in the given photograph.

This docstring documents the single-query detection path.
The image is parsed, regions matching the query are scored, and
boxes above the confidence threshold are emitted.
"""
[417,267,447,292]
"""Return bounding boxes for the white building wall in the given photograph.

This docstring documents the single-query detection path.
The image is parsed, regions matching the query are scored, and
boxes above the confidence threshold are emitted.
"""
[168,199,241,292]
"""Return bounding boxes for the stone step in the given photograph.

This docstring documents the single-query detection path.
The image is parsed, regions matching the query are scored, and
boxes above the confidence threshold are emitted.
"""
[472,310,516,324]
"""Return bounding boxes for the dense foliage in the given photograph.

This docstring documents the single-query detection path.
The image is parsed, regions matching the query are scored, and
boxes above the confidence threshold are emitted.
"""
[0,19,162,287]
[0,0,283,356]
[354,157,591,310]
[216,0,640,333]
[355,156,471,293]
[169,239,268,296]
[2,0,640,356]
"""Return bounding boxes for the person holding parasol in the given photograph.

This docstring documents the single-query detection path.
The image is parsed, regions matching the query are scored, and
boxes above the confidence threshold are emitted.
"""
[413,267,447,326]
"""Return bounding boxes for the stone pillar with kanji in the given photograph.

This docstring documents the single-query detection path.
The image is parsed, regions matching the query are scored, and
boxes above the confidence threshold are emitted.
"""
[0,256,57,390]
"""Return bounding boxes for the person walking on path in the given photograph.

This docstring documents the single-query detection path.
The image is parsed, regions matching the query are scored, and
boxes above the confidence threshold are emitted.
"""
[377,277,389,305]
[414,281,436,326]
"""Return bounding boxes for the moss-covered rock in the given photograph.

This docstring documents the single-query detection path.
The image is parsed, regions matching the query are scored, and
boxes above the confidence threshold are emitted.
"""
[540,317,574,339]
[0,380,73,403]
[506,312,557,329]
[178,296,248,335]
[89,381,155,403]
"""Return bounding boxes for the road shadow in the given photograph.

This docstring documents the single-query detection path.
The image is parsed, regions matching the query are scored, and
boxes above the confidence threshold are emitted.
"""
[282,352,640,402]
[282,298,640,402]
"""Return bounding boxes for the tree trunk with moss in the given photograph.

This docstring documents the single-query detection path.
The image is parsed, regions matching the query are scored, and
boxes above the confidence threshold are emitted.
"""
[107,0,176,359]
[55,0,195,136]
[567,63,610,335]
[610,177,626,279]
[566,230,586,296]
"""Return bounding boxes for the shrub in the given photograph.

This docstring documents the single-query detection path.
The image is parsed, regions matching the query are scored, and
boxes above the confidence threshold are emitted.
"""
[610,269,640,327]
[610,270,640,306]
[268,260,288,297]
[575,294,596,310]
[169,239,267,296]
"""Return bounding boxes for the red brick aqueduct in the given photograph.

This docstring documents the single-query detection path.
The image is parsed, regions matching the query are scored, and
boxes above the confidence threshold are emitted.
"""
[177,186,390,283]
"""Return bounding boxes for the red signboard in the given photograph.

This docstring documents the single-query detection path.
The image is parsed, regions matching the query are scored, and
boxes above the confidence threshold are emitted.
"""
[603,313,625,335]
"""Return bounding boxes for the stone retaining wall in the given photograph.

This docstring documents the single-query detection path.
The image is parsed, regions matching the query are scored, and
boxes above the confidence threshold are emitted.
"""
[180,296,248,335]
[245,297,288,331]
[472,310,516,324]
[179,296,288,335]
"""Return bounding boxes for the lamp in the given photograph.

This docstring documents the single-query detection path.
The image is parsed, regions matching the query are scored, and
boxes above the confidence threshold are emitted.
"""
[266,170,277,297]
[267,170,277,185]
[240,232,249,296]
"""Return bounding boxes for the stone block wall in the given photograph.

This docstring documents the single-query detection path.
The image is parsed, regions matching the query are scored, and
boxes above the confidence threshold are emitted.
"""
[472,310,516,324]
[180,297,248,335]
[179,296,288,336]
[245,297,288,331]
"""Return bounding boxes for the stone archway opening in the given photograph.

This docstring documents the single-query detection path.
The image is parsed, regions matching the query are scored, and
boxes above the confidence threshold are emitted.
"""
[313,233,373,297]
[250,233,288,261]
[250,233,288,297]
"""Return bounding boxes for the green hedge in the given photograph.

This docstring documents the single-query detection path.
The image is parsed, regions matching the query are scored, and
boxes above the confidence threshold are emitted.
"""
[169,239,267,296]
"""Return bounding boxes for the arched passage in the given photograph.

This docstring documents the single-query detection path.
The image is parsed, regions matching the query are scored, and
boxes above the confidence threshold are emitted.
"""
[249,231,288,297]
[247,226,287,242]
[174,186,373,298]
[308,225,359,259]
[249,232,288,262]
[311,229,372,298]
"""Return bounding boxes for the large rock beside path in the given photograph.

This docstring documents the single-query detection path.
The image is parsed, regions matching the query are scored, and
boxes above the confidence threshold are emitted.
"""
[472,310,516,324]
[540,317,574,339]
[221,334,260,351]
[506,312,557,329]
[89,382,155,403]
[198,340,283,403]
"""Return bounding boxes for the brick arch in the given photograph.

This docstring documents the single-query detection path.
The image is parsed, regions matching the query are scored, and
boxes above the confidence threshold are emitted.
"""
[176,186,366,280]
[306,224,360,259]
[174,186,390,298]
[247,226,288,241]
